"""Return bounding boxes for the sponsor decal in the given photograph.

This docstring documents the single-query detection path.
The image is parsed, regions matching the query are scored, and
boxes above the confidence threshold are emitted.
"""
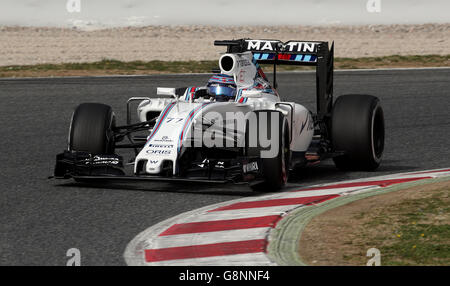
[246,40,278,51]
[146,150,171,155]
[237,58,251,67]
[148,144,174,148]
[245,40,318,53]
[90,155,120,165]
[243,161,259,173]
[154,136,173,142]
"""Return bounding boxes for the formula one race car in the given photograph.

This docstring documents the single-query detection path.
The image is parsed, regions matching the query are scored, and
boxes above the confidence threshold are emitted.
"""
[54,39,385,191]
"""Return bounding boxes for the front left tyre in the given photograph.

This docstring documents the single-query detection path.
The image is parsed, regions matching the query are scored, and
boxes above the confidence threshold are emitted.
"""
[69,103,116,155]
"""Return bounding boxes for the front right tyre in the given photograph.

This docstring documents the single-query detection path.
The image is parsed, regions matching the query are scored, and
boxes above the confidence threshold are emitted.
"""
[246,110,290,192]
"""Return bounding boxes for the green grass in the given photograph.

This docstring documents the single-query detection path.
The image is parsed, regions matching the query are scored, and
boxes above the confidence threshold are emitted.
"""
[383,224,450,266]
[357,189,450,266]
[1,55,449,77]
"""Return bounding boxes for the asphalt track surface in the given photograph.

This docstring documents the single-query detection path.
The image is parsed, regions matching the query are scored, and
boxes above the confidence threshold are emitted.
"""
[1,68,449,265]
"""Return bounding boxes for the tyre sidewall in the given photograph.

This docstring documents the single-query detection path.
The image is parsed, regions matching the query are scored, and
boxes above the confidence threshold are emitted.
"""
[332,94,384,170]
[69,103,115,155]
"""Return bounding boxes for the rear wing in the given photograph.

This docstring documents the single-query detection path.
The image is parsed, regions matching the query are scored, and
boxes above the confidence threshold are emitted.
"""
[215,39,326,65]
[214,39,334,120]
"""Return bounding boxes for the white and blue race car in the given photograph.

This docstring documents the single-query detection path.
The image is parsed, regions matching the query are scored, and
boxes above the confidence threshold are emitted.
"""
[54,39,385,191]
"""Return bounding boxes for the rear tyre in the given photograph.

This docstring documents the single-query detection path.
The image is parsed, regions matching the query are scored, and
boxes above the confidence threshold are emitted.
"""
[69,103,116,154]
[246,110,290,192]
[331,94,385,171]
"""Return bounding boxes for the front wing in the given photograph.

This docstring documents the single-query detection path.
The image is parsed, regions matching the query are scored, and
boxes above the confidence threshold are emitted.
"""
[53,150,263,185]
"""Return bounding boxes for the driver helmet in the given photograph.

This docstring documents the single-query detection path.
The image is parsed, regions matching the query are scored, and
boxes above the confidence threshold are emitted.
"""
[206,74,236,102]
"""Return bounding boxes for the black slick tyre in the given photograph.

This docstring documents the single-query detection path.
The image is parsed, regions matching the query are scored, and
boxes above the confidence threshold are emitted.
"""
[331,94,385,171]
[68,103,116,155]
[246,110,290,192]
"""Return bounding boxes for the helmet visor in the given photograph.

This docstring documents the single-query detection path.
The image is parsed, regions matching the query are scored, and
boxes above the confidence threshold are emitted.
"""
[207,84,236,99]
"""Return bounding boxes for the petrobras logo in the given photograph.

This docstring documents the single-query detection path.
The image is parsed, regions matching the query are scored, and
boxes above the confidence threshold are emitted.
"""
[245,40,318,53]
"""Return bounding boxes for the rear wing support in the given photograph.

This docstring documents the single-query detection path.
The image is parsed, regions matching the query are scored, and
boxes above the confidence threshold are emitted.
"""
[316,41,334,120]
